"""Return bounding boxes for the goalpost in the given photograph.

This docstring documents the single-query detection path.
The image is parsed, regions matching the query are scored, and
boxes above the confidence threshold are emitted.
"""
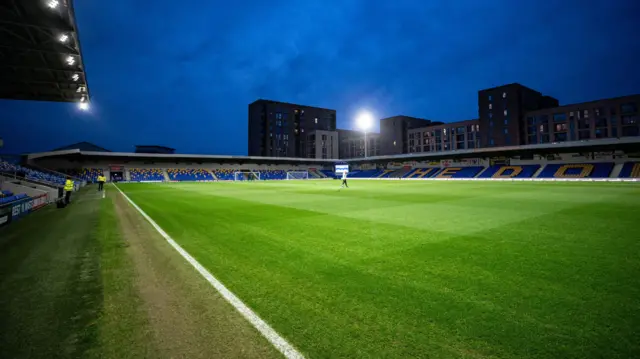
[286,171,309,180]
[234,171,261,181]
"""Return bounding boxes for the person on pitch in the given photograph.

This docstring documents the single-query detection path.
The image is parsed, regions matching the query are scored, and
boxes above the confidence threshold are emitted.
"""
[340,170,349,188]
[97,174,106,191]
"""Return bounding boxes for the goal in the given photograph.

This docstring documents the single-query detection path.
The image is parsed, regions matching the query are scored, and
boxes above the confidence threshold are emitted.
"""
[286,171,309,180]
[234,171,261,181]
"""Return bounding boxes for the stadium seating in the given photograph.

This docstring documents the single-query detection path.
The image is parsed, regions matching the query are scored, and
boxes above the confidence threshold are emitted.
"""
[320,170,337,178]
[1,160,65,185]
[0,192,29,205]
[167,168,214,181]
[212,169,235,180]
[129,168,165,182]
[619,162,640,178]
[477,165,541,178]
[259,170,286,180]
[536,163,614,178]
[403,168,442,178]
[63,168,104,182]
[349,169,385,178]
[434,166,485,178]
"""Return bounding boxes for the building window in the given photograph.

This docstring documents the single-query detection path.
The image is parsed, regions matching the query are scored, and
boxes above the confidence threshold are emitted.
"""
[490,121,493,127]
[555,123,568,131]
[504,128,508,134]
[555,132,568,142]
[502,92,507,98]
[503,110,508,116]
[621,102,638,114]
[314,118,318,124]
[393,141,396,146]
[489,112,493,118]
[622,115,638,125]
[489,95,492,101]
[583,110,589,118]
[489,138,494,145]
[553,113,567,122]
[504,119,508,125]
[489,103,492,110]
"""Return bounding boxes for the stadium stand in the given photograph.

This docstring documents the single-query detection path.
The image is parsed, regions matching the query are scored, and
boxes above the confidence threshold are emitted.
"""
[435,166,485,178]
[0,192,29,205]
[62,168,104,183]
[1,160,66,185]
[619,162,640,178]
[129,168,165,182]
[477,165,542,178]
[320,170,337,178]
[167,168,214,181]
[536,163,614,178]
[212,169,235,181]
[403,168,441,178]
[259,170,287,180]
[349,169,385,178]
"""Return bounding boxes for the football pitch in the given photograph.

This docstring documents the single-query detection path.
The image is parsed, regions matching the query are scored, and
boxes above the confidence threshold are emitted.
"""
[117,180,640,359]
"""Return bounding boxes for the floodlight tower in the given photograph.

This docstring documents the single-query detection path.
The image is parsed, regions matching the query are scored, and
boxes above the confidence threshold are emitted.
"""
[356,111,373,158]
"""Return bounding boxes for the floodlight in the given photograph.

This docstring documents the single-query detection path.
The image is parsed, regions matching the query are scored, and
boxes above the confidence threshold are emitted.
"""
[59,34,69,43]
[65,56,75,65]
[71,74,79,81]
[78,102,89,111]
[356,111,373,131]
[47,0,59,9]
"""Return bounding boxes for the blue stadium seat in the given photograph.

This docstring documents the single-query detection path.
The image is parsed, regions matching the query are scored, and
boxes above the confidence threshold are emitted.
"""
[619,162,640,178]
[477,165,541,178]
[536,163,614,178]
[349,169,384,178]
[259,170,286,180]
[167,168,214,181]
[129,168,165,182]
[433,166,484,178]
[0,193,29,205]
[212,169,235,180]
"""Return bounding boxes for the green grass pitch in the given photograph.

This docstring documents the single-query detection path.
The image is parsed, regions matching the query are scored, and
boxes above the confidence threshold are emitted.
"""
[117,180,640,359]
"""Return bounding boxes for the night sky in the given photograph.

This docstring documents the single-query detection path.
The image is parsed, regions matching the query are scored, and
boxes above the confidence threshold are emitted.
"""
[2,0,639,155]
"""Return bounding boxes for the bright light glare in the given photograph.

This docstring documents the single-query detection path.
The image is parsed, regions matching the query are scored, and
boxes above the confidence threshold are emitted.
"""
[71,74,79,81]
[59,34,68,43]
[65,56,75,65]
[78,102,89,111]
[356,111,373,130]
[47,0,59,9]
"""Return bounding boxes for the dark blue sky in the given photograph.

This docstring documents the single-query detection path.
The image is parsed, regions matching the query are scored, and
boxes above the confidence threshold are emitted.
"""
[2,0,639,155]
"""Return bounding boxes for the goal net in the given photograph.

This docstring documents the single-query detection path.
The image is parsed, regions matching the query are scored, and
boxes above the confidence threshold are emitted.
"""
[234,171,261,181]
[286,171,309,180]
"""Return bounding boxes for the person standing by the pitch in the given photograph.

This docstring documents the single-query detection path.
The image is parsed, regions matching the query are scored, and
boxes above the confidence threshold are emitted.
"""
[64,176,74,205]
[340,170,349,188]
[97,174,106,191]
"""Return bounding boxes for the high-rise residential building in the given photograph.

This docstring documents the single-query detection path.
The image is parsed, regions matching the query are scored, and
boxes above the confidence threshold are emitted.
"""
[307,130,339,159]
[248,99,336,158]
[478,83,559,147]
[379,116,441,156]
[523,95,640,144]
[407,119,480,154]
[338,129,380,159]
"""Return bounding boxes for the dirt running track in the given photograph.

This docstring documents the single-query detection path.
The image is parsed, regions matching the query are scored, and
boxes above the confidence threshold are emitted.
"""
[111,191,280,359]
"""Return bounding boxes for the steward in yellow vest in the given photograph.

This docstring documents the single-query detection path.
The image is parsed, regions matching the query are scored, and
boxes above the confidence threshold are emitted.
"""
[97,175,106,191]
[64,177,74,205]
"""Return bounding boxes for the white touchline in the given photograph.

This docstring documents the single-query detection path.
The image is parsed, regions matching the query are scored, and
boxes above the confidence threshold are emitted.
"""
[112,184,305,359]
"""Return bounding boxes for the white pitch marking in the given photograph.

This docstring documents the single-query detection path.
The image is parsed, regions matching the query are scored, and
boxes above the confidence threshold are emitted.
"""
[112,184,305,359]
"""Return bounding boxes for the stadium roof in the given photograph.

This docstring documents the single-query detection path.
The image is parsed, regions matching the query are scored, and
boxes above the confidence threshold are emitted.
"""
[25,137,640,164]
[0,0,90,103]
